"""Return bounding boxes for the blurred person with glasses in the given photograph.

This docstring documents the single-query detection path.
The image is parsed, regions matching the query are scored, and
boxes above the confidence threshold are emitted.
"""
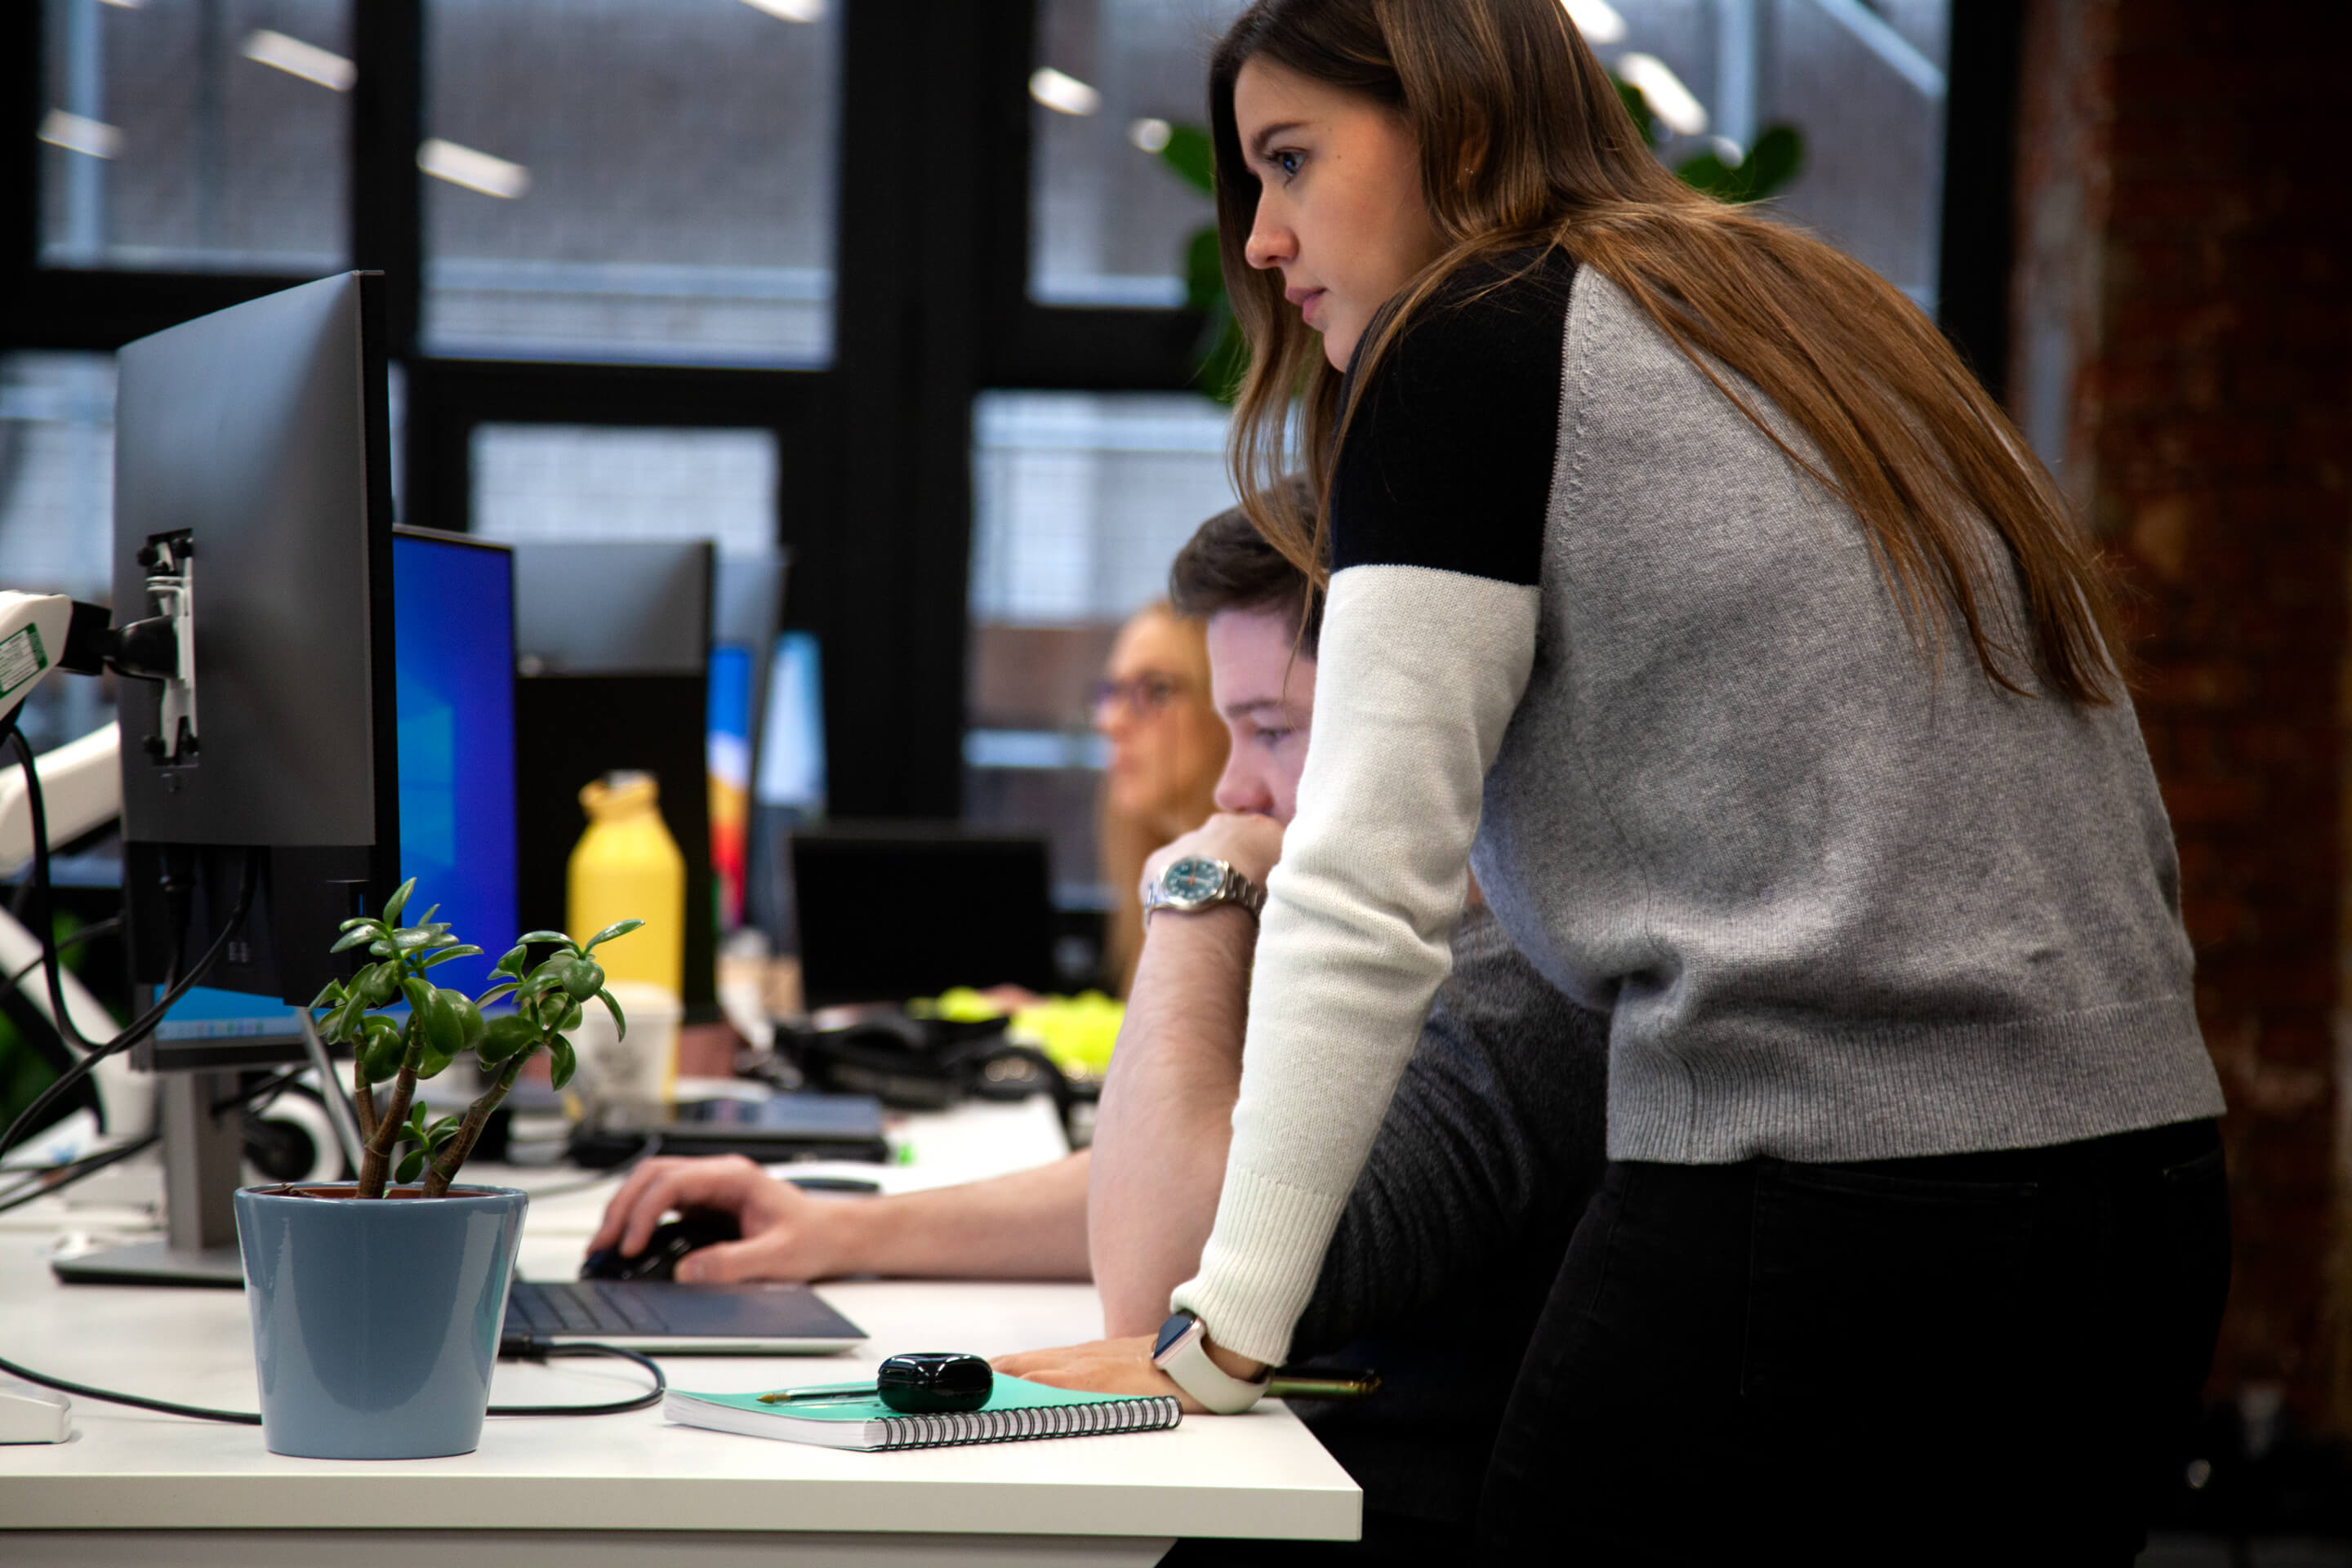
[1094,602,1228,995]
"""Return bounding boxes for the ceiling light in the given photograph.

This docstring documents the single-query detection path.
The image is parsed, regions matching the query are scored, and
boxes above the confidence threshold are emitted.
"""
[417,138,530,199]
[738,0,823,20]
[97,0,144,10]
[1129,118,1173,154]
[1561,0,1627,45]
[242,29,355,91]
[1617,52,1708,136]
[38,109,120,161]
[1029,67,1102,117]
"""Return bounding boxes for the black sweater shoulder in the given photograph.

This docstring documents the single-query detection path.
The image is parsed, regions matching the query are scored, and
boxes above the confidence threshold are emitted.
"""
[1330,247,1577,587]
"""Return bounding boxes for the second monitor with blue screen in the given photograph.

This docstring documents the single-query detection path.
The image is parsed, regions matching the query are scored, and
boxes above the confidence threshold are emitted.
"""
[150,529,518,1058]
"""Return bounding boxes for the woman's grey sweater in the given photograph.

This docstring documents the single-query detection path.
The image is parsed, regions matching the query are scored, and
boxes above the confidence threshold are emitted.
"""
[1174,252,2225,1367]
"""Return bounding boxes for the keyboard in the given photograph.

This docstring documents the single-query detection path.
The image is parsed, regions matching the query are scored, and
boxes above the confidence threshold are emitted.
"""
[506,1280,673,1338]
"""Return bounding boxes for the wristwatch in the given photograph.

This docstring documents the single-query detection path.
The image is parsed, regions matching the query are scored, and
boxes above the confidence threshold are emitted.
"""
[1142,855,1266,924]
[1152,1311,1270,1414]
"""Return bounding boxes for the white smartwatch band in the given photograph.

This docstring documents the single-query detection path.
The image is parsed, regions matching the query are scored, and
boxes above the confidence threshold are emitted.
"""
[1151,1312,1268,1414]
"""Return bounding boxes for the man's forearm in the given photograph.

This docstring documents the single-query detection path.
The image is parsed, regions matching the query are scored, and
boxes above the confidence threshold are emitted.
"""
[831,1152,1093,1280]
[1088,906,1254,1337]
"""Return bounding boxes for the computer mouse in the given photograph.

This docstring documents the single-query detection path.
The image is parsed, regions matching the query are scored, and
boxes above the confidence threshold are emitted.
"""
[580,1208,742,1283]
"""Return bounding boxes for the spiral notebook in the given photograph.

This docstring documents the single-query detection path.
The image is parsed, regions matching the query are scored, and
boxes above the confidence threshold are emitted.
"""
[665,1375,1183,1451]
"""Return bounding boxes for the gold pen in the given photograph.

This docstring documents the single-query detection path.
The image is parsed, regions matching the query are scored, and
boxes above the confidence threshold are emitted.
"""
[1264,1369,1383,1401]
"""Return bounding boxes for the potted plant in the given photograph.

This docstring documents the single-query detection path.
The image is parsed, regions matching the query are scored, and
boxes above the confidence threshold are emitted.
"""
[232,878,641,1459]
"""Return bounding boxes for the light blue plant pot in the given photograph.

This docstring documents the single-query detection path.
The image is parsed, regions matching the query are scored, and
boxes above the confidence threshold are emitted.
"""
[235,1182,527,1459]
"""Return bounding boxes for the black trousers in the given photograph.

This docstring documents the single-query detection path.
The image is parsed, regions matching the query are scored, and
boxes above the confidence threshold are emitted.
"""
[1479,1118,2231,1565]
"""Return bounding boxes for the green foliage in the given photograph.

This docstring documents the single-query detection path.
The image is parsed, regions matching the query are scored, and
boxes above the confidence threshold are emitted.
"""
[1672,123,1803,205]
[310,880,644,1196]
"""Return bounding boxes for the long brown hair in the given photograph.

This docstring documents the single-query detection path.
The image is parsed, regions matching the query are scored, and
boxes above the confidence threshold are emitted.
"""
[1209,0,2121,702]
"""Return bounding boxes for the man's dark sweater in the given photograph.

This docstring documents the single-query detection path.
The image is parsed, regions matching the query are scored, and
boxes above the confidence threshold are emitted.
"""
[1290,905,1607,1526]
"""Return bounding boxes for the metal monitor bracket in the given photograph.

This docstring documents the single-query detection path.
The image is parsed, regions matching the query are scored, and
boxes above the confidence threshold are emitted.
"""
[113,531,198,767]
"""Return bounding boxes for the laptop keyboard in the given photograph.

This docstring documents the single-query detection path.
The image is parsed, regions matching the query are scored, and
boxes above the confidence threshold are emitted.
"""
[506,1280,673,1337]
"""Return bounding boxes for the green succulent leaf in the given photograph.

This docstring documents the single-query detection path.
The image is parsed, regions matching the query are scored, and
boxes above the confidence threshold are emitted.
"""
[449,996,486,1051]
[416,904,439,929]
[493,945,530,978]
[474,981,519,1006]
[332,991,370,1043]
[391,927,438,952]
[546,1034,577,1092]
[337,915,380,933]
[426,1114,460,1144]
[382,878,417,926]
[419,987,467,1060]
[421,944,484,969]
[582,919,645,954]
[368,940,395,959]
[401,975,435,1018]
[328,926,377,955]
[559,956,604,1002]
[359,1027,404,1084]
[597,987,626,1041]
[310,980,346,1011]
[395,1147,426,1185]
[476,1013,538,1064]
[354,962,399,1008]
[514,929,574,951]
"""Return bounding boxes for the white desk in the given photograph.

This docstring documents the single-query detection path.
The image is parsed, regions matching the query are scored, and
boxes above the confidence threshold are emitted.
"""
[0,1099,1360,1564]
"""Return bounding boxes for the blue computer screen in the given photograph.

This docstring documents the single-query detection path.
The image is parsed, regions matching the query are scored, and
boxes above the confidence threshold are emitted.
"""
[389,532,518,998]
[153,534,518,1040]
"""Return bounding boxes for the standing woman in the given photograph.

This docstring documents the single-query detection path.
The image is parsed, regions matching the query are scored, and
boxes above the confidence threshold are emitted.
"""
[1012,1,2229,1561]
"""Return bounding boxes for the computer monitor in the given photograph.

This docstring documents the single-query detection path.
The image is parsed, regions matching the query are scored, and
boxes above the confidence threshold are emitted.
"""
[139,528,519,1058]
[113,271,400,1014]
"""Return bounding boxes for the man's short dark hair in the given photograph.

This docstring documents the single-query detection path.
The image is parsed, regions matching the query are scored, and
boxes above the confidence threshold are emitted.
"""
[1167,482,1323,655]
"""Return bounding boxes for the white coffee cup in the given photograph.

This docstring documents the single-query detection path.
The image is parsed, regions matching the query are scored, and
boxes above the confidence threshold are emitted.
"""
[566,981,684,1108]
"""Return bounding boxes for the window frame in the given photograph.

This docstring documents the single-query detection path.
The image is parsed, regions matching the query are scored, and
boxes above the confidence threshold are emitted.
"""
[0,0,2020,820]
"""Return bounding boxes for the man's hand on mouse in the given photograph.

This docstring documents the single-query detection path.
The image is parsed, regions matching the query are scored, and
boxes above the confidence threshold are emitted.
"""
[588,1154,849,1284]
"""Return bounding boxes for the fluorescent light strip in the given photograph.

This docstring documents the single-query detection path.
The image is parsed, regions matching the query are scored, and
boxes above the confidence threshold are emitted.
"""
[1129,118,1172,154]
[1029,67,1102,117]
[38,109,120,161]
[1562,0,1626,46]
[417,138,531,199]
[738,0,823,19]
[241,29,356,91]
[1617,52,1708,136]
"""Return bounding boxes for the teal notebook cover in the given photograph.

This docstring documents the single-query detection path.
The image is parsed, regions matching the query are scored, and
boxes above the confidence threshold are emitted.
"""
[666,1374,1183,1451]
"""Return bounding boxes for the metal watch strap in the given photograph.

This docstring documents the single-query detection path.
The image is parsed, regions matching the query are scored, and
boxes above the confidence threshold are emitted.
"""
[1143,858,1267,923]
[1152,1312,1267,1415]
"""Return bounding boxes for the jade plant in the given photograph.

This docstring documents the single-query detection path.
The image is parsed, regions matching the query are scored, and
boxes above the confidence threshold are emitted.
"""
[308,878,642,1198]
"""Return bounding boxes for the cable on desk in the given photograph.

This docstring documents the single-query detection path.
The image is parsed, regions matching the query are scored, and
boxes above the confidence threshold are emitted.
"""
[0,847,260,1164]
[0,1130,158,1217]
[0,1340,666,1425]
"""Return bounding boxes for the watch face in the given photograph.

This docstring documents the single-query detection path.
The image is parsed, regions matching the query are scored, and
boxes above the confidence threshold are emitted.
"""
[1154,1312,1198,1359]
[1163,857,1224,904]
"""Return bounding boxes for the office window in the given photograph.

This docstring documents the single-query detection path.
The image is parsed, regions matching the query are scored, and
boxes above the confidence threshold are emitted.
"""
[965,390,1236,902]
[38,0,351,274]
[0,354,120,753]
[1592,0,1950,310]
[469,424,778,555]
[423,0,841,367]
[1029,0,1245,308]
[1029,0,1950,313]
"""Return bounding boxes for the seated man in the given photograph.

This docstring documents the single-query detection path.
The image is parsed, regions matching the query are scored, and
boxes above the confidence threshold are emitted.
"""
[589,504,1608,1539]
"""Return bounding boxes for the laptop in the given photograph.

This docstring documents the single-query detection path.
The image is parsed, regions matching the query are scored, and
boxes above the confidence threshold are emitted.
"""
[503,1277,866,1356]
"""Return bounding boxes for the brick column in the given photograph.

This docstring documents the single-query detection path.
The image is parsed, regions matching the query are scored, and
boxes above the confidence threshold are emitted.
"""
[2012,0,2352,1421]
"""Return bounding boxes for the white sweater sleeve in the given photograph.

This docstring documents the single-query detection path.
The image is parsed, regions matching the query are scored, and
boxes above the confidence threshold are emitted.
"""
[1169,564,1539,1365]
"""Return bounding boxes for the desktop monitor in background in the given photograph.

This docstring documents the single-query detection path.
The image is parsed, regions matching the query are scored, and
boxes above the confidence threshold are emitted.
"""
[789,826,1053,1010]
[710,551,786,934]
[510,540,717,1015]
[747,631,826,952]
[390,528,519,996]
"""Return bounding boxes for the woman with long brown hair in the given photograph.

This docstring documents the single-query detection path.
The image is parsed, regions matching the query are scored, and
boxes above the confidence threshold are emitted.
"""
[1009,2,2229,1560]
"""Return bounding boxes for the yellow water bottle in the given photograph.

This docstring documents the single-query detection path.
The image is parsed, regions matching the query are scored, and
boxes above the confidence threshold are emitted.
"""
[568,771,684,996]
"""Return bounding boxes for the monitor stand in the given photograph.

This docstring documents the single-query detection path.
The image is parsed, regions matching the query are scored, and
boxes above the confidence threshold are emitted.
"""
[52,1069,246,1288]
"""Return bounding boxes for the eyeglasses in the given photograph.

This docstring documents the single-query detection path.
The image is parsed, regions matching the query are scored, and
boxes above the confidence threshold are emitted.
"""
[1092,673,1184,717]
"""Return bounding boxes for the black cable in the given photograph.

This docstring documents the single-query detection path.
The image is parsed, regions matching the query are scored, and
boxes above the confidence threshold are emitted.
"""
[9,729,102,1056]
[2,915,121,992]
[0,849,260,1164]
[0,1131,158,1216]
[0,1339,665,1426]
